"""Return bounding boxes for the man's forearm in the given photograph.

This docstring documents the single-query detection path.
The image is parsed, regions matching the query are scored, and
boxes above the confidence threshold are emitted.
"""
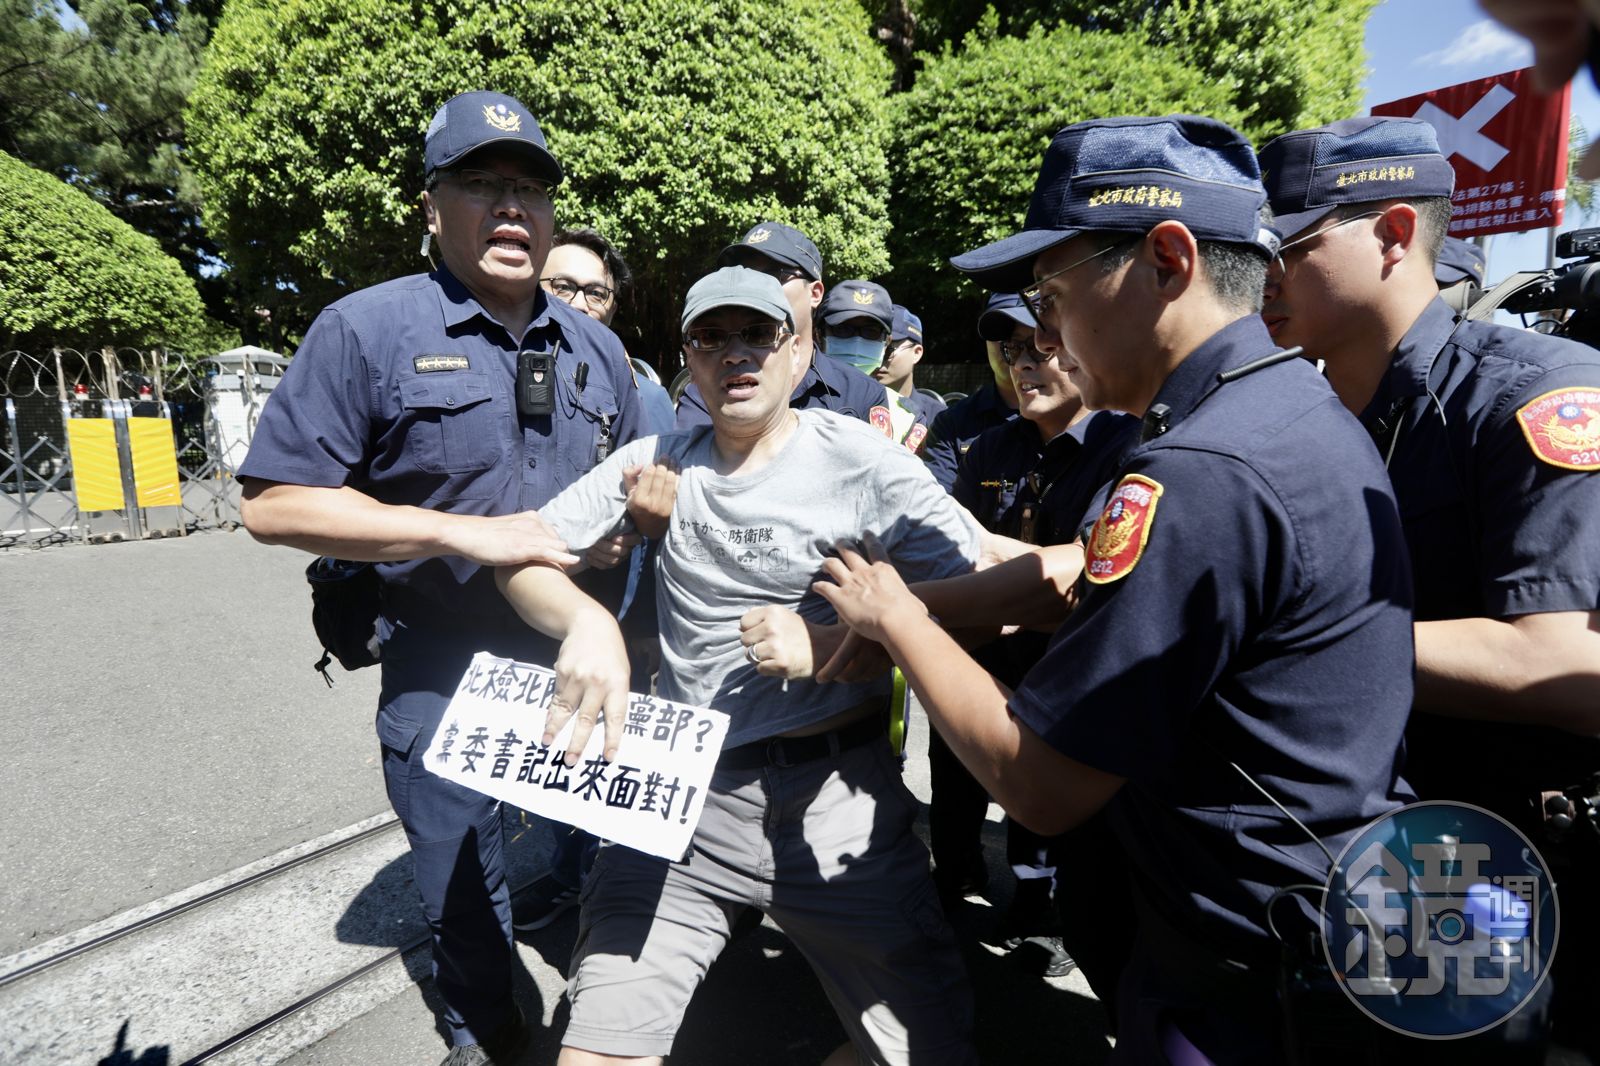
[1414,610,1600,735]
[241,481,458,560]
[911,543,1083,629]
[497,562,611,640]
[241,480,574,569]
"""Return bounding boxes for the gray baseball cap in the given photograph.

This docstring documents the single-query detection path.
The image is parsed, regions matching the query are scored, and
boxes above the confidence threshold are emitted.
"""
[681,267,795,332]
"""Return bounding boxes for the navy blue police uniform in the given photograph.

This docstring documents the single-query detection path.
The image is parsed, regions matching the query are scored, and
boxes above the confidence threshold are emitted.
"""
[949,411,1140,994]
[241,265,642,1046]
[1261,117,1600,1059]
[919,292,1031,492]
[951,114,1416,1063]
[902,388,947,428]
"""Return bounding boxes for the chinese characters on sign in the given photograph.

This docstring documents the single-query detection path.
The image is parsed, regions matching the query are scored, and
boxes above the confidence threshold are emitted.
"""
[423,653,731,860]
[1371,68,1571,240]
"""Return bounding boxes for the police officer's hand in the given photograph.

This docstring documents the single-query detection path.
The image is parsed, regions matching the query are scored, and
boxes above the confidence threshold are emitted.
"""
[624,456,679,540]
[739,605,824,680]
[813,533,926,646]
[545,606,630,765]
[445,510,580,569]
[585,532,641,570]
[813,628,895,685]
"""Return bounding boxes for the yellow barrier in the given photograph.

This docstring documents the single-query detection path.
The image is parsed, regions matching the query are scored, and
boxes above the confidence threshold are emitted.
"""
[65,416,182,511]
[65,419,124,511]
[128,417,182,507]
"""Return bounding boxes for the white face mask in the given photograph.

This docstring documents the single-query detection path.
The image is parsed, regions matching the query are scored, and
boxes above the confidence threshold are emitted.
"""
[824,334,887,374]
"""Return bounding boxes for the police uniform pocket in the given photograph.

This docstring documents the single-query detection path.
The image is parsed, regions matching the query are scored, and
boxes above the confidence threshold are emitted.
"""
[559,378,620,478]
[399,373,501,474]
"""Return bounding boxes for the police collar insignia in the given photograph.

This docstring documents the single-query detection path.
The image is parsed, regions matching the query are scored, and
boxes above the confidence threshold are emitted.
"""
[747,228,772,245]
[1516,388,1600,471]
[483,103,521,133]
[1085,474,1163,584]
[414,354,471,373]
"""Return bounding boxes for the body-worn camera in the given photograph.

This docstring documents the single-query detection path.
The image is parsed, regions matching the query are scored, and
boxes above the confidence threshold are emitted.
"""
[518,348,557,416]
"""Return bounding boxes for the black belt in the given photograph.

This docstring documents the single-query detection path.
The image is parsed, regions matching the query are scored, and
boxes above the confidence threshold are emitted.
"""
[717,714,887,770]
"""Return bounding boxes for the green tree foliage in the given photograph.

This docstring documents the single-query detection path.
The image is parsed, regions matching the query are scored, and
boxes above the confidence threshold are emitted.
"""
[910,0,1375,142]
[0,150,223,352]
[886,17,1242,351]
[188,0,893,360]
[0,0,223,321]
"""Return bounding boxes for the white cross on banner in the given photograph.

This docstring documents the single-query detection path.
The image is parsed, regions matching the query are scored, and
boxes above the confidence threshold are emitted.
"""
[424,653,731,859]
[1371,68,1571,240]
[1413,84,1514,171]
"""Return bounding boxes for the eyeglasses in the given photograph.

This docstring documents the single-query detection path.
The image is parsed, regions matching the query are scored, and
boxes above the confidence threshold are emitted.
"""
[543,276,615,308]
[825,321,889,342]
[1020,238,1138,320]
[997,340,1055,367]
[438,169,554,206]
[684,322,791,352]
[1271,211,1385,275]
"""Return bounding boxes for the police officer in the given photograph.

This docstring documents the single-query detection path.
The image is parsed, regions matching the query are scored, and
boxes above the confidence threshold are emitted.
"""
[1260,116,1600,1059]
[875,304,946,439]
[944,317,1140,983]
[816,114,1416,1064]
[812,279,924,448]
[238,91,644,1066]
[918,293,1026,492]
[1433,235,1486,311]
[676,221,885,427]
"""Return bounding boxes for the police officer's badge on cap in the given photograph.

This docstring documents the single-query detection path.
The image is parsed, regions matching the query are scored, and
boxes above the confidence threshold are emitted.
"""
[890,305,923,344]
[1434,236,1486,287]
[1257,116,1455,241]
[951,115,1279,292]
[425,91,563,185]
[977,292,1035,341]
[716,221,824,283]
[819,280,894,330]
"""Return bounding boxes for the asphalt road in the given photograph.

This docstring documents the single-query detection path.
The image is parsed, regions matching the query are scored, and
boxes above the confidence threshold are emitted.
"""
[0,529,389,957]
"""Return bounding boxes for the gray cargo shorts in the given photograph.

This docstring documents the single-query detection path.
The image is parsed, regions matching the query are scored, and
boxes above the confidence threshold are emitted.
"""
[561,737,976,1063]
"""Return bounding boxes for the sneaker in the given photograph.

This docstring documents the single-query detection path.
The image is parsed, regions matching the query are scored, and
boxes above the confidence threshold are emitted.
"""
[1008,934,1078,979]
[1039,935,1078,978]
[440,1004,528,1065]
[512,874,579,932]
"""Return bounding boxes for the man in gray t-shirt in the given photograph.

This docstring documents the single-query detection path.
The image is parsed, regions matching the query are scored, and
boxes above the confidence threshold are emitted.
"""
[498,266,979,1066]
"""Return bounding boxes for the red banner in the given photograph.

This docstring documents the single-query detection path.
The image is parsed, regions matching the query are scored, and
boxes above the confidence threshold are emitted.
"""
[1372,68,1570,238]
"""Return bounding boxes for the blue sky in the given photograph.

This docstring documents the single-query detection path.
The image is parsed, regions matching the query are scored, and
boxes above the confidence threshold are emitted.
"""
[1363,0,1599,279]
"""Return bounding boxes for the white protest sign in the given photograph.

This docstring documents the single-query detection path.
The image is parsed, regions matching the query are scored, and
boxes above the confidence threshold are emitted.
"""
[423,652,730,860]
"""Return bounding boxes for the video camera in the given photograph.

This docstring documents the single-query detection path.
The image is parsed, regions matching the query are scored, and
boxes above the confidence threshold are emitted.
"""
[1469,227,1600,347]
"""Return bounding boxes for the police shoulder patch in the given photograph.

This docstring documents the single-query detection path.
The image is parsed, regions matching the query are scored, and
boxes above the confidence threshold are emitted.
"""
[1515,387,1600,471]
[1084,474,1164,584]
[869,405,894,437]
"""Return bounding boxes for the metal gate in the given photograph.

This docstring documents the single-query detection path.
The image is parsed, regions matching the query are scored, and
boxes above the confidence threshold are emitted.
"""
[0,347,287,548]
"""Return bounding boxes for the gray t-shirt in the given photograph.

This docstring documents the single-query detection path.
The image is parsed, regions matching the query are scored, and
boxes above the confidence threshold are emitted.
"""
[540,409,982,745]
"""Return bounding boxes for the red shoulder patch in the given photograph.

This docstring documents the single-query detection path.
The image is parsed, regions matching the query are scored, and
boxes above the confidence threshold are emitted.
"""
[903,423,929,453]
[869,405,894,437]
[1515,388,1600,471]
[1084,474,1164,584]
